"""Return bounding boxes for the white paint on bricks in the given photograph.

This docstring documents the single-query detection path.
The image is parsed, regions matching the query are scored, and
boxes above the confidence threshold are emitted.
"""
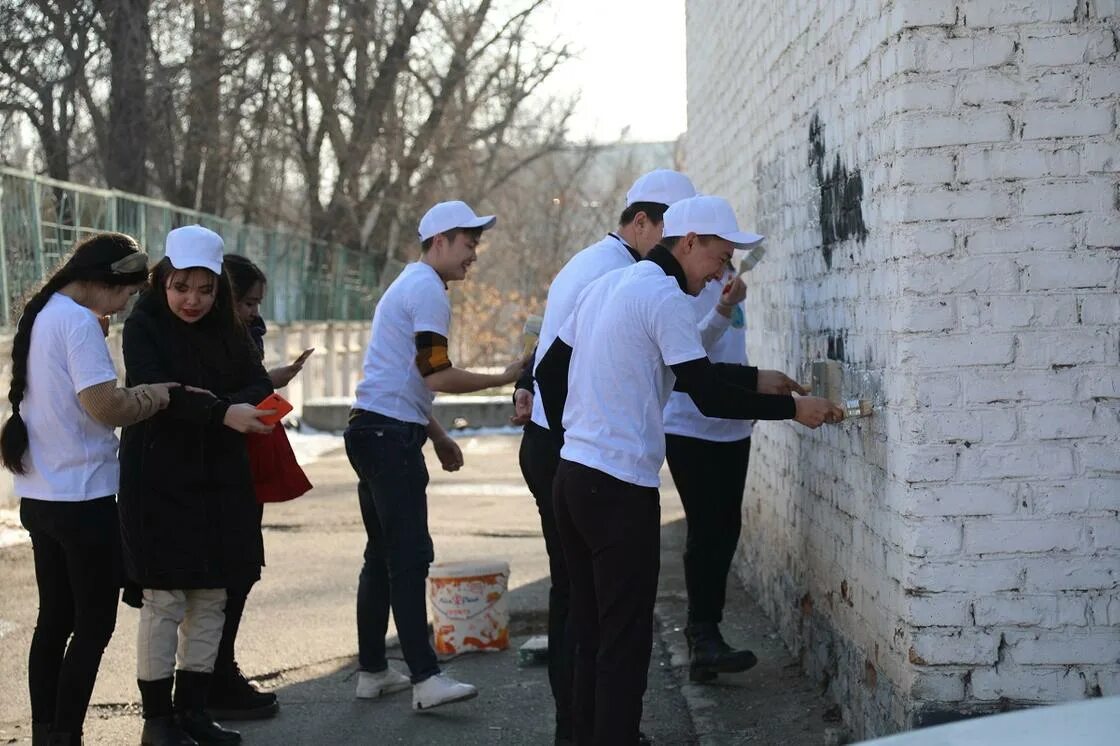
[686,0,1120,738]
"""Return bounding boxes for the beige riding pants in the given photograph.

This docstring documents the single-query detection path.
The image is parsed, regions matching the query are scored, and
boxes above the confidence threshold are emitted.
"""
[136,588,227,681]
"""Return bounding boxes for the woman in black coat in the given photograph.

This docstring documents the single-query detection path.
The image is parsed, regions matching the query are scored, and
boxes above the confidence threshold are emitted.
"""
[117,225,275,746]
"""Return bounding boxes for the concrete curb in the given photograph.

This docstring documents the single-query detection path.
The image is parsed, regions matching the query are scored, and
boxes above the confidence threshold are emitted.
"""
[654,516,838,745]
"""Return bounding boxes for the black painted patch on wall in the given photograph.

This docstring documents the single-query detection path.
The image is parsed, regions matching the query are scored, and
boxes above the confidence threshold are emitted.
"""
[809,113,868,269]
[827,332,846,363]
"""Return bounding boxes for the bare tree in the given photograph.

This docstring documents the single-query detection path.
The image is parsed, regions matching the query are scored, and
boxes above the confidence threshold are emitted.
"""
[447,139,680,367]
[281,0,431,248]
[277,0,572,276]
[0,0,100,182]
[1,0,581,285]
[90,0,151,193]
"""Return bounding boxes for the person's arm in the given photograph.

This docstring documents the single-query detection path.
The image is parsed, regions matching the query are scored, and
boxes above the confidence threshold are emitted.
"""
[510,345,536,425]
[514,345,536,397]
[224,354,275,407]
[534,338,572,435]
[425,416,463,472]
[66,314,177,428]
[415,330,521,393]
[206,348,276,434]
[671,358,793,419]
[77,380,176,427]
[268,348,313,389]
[696,276,746,349]
[122,315,225,425]
[671,357,843,427]
[425,366,520,393]
[123,316,271,432]
[697,306,732,350]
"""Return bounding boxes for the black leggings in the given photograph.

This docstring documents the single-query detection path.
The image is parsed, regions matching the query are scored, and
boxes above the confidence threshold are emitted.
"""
[518,422,571,738]
[20,496,121,734]
[216,504,264,675]
[664,435,751,625]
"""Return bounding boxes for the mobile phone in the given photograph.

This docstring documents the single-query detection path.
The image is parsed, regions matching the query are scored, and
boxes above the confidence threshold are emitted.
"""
[255,392,294,426]
[293,348,315,366]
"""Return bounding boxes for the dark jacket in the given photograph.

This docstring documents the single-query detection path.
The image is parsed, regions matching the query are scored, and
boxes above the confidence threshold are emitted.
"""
[118,292,274,590]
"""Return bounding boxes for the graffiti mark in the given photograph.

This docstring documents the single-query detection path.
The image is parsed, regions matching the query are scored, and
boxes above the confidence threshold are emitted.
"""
[809,113,868,269]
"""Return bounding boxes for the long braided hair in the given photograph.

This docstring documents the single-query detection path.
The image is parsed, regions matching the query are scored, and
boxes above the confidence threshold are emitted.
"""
[1,232,149,474]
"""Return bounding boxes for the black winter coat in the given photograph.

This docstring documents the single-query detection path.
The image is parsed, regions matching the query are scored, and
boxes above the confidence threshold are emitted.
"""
[118,292,274,589]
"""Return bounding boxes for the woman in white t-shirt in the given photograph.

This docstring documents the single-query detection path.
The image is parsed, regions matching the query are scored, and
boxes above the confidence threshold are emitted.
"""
[1,233,177,746]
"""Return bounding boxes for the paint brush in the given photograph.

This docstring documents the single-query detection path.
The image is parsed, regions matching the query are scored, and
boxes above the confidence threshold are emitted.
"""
[737,244,766,275]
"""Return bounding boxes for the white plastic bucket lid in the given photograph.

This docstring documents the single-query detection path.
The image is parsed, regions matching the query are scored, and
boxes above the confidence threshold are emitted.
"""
[430,559,510,580]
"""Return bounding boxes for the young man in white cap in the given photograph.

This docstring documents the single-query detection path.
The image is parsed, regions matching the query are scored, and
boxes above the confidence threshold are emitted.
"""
[663,253,760,684]
[345,201,524,711]
[535,195,844,745]
[512,169,746,745]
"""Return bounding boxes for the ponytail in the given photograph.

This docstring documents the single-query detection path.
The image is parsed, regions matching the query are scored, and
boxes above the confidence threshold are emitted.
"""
[1,231,148,474]
[1,272,74,473]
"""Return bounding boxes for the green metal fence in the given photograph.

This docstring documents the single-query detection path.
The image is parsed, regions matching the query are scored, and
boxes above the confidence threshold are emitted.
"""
[0,166,381,325]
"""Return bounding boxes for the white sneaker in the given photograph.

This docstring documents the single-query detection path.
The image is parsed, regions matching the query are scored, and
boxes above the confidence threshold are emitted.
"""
[355,667,411,699]
[411,673,478,711]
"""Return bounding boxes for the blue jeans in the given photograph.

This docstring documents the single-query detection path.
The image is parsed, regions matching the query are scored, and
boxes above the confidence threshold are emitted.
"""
[344,410,439,683]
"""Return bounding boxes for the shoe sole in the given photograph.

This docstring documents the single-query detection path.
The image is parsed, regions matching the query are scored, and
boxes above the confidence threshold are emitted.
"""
[689,667,719,683]
[412,688,479,711]
[206,701,280,720]
[356,681,411,700]
[689,651,759,682]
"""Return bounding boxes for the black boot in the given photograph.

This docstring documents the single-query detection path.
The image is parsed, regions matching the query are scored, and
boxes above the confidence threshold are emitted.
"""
[47,732,81,746]
[140,719,197,746]
[139,678,197,746]
[208,663,279,720]
[685,622,758,683]
[173,670,241,745]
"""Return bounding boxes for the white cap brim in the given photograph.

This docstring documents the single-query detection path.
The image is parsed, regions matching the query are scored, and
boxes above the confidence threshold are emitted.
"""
[464,215,497,232]
[418,214,497,241]
[167,255,222,275]
[720,231,764,250]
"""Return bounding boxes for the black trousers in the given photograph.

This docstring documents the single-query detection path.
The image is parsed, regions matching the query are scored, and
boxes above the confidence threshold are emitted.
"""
[19,496,121,735]
[345,410,440,683]
[664,435,751,626]
[554,459,660,746]
[216,504,265,675]
[517,422,571,738]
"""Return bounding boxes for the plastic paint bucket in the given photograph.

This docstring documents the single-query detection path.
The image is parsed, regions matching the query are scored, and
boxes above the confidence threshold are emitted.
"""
[428,560,511,655]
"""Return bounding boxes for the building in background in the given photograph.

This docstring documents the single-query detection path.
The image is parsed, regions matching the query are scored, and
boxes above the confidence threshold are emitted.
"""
[685,0,1119,738]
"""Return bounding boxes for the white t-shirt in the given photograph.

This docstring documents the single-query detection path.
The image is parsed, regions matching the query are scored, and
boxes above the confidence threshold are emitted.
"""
[530,235,729,429]
[14,293,122,501]
[663,269,753,442]
[530,234,636,429]
[559,260,707,488]
[354,261,450,425]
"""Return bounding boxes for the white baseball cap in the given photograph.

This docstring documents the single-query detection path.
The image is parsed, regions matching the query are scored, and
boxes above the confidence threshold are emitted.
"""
[418,201,497,242]
[165,225,224,275]
[662,196,764,250]
[625,169,697,207]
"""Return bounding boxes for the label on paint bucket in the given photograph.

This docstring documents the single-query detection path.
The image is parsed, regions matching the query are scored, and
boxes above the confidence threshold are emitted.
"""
[428,560,511,655]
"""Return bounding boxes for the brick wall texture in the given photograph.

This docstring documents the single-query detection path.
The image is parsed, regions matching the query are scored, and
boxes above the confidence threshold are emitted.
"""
[685,0,1120,737]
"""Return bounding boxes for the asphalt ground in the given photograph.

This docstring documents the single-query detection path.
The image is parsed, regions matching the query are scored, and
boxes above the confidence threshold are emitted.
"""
[0,432,832,745]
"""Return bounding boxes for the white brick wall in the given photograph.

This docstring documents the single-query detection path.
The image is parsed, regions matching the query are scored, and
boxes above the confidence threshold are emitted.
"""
[686,0,1120,737]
